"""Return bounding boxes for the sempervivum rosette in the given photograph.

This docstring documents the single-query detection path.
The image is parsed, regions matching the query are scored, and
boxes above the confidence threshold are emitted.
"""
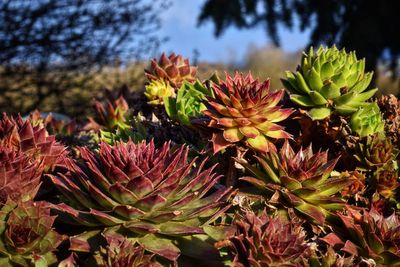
[164,80,212,126]
[29,110,77,137]
[0,200,64,266]
[218,210,311,266]
[144,79,175,106]
[50,140,234,262]
[0,114,66,171]
[283,46,377,120]
[145,53,197,89]
[237,141,355,225]
[85,96,130,132]
[94,236,164,267]
[349,103,384,137]
[0,147,42,206]
[322,207,400,266]
[354,134,399,199]
[201,72,293,153]
[355,133,398,170]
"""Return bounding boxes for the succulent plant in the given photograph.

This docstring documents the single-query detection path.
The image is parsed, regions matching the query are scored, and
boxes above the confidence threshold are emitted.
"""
[145,53,197,89]
[46,118,77,137]
[164,80,212,126]
[322,207,400,266]
[94,236,163,267]
[0,147,42,207]
[283,46,377,120]
[338,171,366,198]
[350,103,384,137]
[49,140,233,261]
[201,72,293,153]
[0,114,66,171]
[374,168,399,199]
[218,209,311,266]
[354,133,398,170]
[100,114,147,145]
[58,253,78,267]
[0,200,64,266]
[86,96,130,132]
[308,246,355,267]
[144,80,175,106]
[353,133,399,200]
[237,141,355,225]
[29,110,77,137]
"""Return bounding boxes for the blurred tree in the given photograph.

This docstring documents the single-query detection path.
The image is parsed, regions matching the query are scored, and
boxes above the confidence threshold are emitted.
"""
[198,0,400,74]
[0,0,168,116]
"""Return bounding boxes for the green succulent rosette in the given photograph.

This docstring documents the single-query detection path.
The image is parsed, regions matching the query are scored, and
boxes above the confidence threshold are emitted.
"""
[283,46,377,120]
[354,133,399,170]
[144,80,175,106]
[164,80,213,126]
[100,114,147,145]
[350,103,384,137]
[0,200,64,266]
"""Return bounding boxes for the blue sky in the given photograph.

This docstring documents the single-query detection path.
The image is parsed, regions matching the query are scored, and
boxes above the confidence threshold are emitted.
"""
[159,0,310,63]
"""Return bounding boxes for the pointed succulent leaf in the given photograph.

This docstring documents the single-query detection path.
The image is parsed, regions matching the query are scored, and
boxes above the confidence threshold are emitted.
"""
[138,234,180,261]
[351,72,373,93]
[351,88,378,103]
[306,68,324,91]
[319,82,341,99]
[294,72,311,94]
[295,203,326,225]
[290,94,315,107]
[307,107,331,120]
[309,91,328,105]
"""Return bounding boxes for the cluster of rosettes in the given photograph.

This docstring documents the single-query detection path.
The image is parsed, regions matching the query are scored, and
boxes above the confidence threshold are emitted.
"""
[0,114,67,266]
[0,45,395,266]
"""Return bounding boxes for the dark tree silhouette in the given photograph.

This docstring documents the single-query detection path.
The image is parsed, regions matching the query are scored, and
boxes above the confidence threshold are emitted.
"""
[198,0,400,73]
[0,0,168,115]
